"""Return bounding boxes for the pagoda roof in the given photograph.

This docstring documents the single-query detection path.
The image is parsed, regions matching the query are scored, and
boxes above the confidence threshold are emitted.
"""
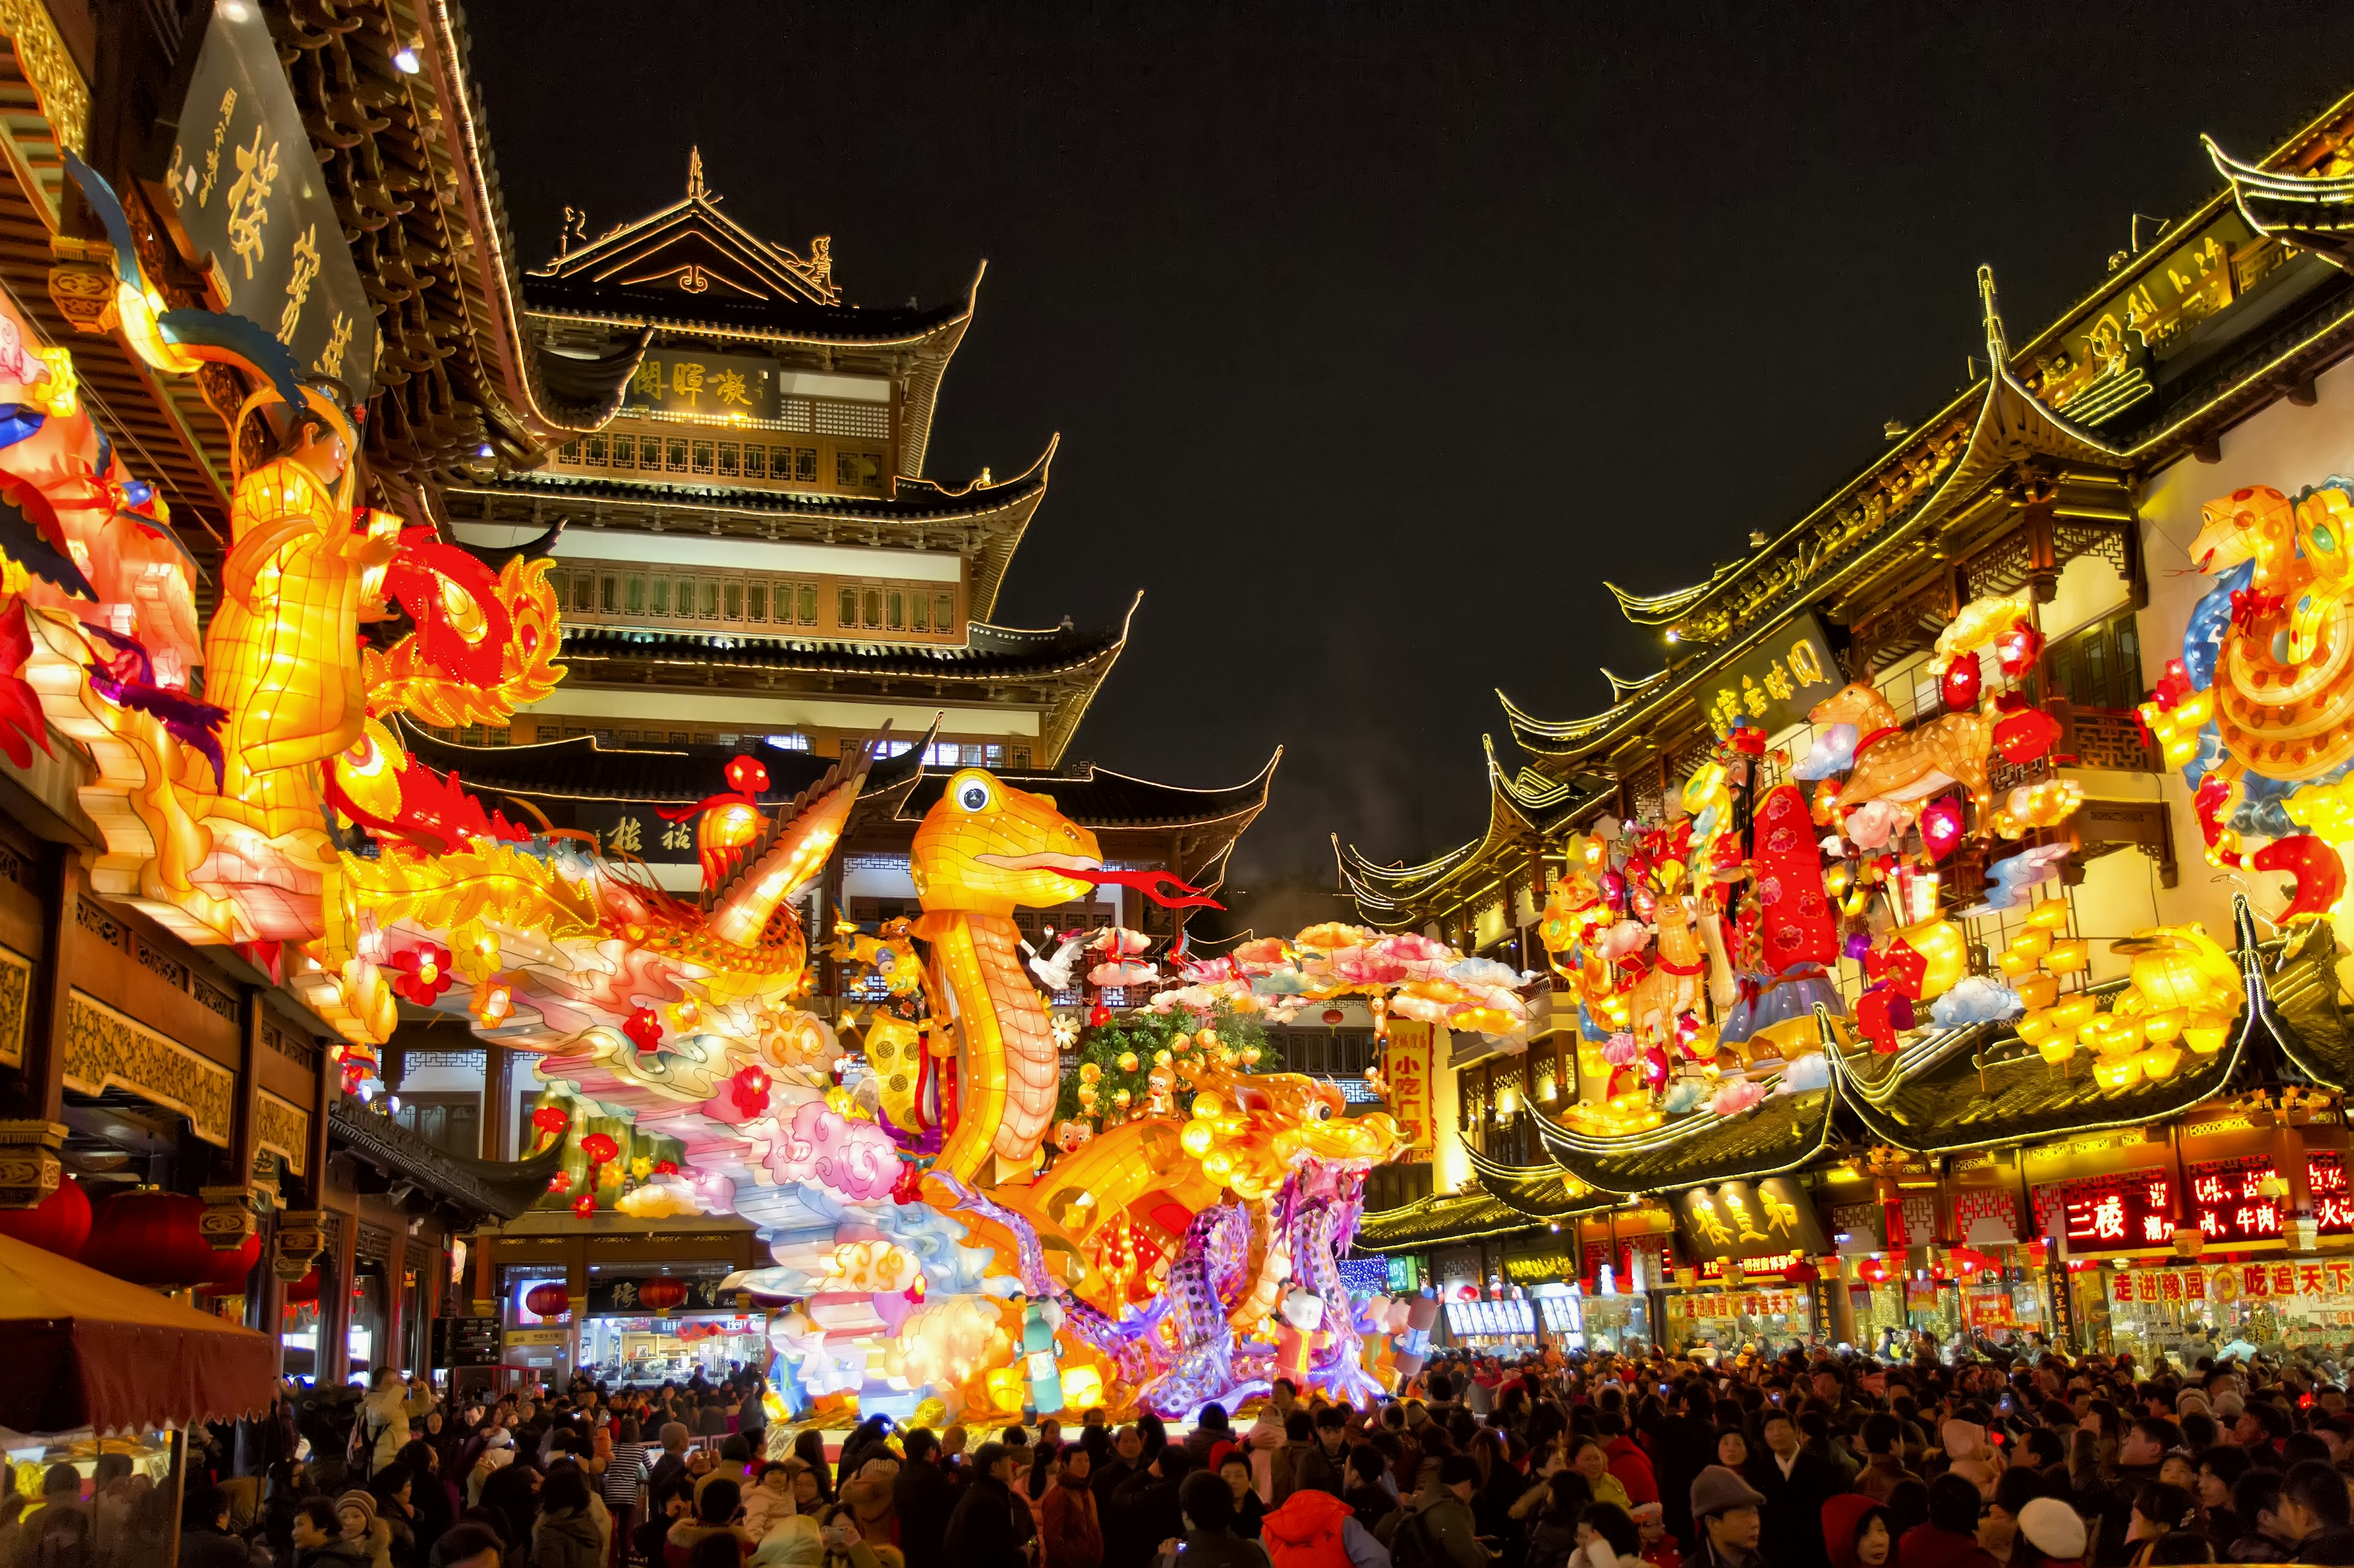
[894,748,1280,832]
[2206,133,2354,268]
[391,714,932,806]
[329,1097,565,1222]
[1463,1148,1606,1219]
[452,438,1054,620]
[1354,1191,1533,1250]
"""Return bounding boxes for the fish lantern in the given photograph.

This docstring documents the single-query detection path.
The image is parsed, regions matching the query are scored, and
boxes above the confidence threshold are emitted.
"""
[1940,654,1981,712]
[1994,700,2060,765]
[1996,618,2045,676]
[2252,834,2347,924]
[1919,797,1966,863]
[725,754,770,794]
[623,1007,665,1052]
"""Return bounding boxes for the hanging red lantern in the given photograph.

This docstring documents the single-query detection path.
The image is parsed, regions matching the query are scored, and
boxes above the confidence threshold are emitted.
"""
[1996,618,2045,676]
[81,1190,220,1287]
[580,1133,619,1166]
[1320,1008,1346,1026]
[281,1268,321,1304]
[524,1282,571,1319]
[531,1103,570,1139]
[1940,653,1981,712]
[0,1176,90,1258]
[1919,797,1966,863]
[196,1232,262,1295]
[639,1277,689,1313]
[1994,702,2061,764]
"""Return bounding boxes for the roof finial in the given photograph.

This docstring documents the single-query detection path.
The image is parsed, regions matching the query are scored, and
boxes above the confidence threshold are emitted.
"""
[687,145,706,202]
[1978,263,2008,362]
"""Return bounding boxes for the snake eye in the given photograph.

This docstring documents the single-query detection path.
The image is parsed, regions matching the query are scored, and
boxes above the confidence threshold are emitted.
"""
[950,771,996,814]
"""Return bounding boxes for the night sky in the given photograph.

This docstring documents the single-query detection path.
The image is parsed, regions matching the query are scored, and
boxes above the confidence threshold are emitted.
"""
[469,3,2354,899]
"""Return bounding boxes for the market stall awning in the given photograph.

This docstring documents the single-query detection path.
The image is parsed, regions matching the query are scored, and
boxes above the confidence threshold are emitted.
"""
[0,1232,275,1437]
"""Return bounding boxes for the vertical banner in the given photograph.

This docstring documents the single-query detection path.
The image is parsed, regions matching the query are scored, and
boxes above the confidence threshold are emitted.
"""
[1386,1022,1433,1157]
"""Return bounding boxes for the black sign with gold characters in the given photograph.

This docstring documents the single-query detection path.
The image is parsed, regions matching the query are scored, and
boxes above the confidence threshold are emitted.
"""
[140,0,378,400]
[1701,612,1842,740]
[1673,1177,1830,1265]
[623,349,781,422]
[577,802,699,865]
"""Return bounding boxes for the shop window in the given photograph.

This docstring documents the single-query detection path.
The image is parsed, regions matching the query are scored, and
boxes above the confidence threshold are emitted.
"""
[717,443,740,478]
[742,445,766,479]
[747,583,768,622]
[611,435,636,468]
[2047,609,2144,711]
[690,440,714,475]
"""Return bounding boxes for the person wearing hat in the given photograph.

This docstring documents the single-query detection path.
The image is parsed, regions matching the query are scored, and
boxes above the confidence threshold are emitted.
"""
[1686,1467,1763,1568]
[1626,1502,1679,1568]
[337,1489,395,1568]
[2011,1498,2086,1568]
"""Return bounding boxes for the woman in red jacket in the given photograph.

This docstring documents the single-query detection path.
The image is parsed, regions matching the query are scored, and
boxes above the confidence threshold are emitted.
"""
[1040,1447,1103,1568]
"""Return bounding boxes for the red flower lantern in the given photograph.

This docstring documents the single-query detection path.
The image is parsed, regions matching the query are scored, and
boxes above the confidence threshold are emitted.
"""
[531,1103,571,1140]
[652,1159,679,1176]
[580,1133,619,1166]
[1995,618,2045,676]
[392,943,454,1005]
[1940,653,1981,712]
[81,1190,219,1287]
[724,755,771,794]
[0,1176,90,1257]
[572,1194,596,1217]
[622,1007,664,1054]
[1088,1004,1111,1028]
[524,1282,571,1319]
[1919,797,1965,863]
[639,1277,689,1313]
[729,1065,771,1117]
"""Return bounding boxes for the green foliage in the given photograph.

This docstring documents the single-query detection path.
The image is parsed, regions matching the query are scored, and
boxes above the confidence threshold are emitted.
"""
[1051,1003,1271,1129]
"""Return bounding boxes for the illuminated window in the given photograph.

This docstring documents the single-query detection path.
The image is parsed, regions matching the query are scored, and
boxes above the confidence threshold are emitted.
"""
[747,583,767,622]
[797,584,817,624]
[600,574,619,614]
[912,595,930,632]
[985,744,1005,767]
[650,577,669,615]
[769,732,810,751]
[572,573,594,613]
[742,445,766,480]
[887,590,904,631]
[934,593,953,631]
[717,443,739,478]
[690,441,714,475]
[838,587,857,627]
[699,580,720,619]
[863,588,882,627]
[611,435,635,468]
[665,438,688,472]
[724,581,744,620]
[625,574,645,615]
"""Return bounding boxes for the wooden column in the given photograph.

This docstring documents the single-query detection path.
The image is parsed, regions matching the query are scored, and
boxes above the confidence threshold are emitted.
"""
[482,1043,511,1162]
[0,846,71,1207]
[200,988,266,1255]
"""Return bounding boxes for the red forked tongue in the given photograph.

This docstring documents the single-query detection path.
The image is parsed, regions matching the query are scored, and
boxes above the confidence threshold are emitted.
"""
[1072,866,1224,910]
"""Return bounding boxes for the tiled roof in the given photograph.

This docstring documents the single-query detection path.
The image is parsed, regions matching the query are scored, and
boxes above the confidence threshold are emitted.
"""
[894,752,1279,831]
[523,273,970,345]
[554,612,1126,683]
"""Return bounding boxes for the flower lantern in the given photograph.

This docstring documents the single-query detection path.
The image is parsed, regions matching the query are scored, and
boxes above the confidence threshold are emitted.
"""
[1919,797,1965,863]
[0,1176,90,1257]
[392,943,454,1005]
[530,1103,570,1141]
[524,1282,571,1319]
[1995,618,2044,676]
[623,1007,664,1052]
[571,1193,596,1217]
[729,1065,771,1117]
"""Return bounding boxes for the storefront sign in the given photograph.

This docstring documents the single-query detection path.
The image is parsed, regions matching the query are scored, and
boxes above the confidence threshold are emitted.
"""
[1669,1290,1804,1320]
[505,1327,569,1347]
[2185,1153,2354,1244]
[1443,1298,1535,1338]
[1674,1178,1829,1264]
[142,0,378,398]
[2111,1260,2354,1306]
[1702,612,1839,739]
[586,1276,736,1315]
[2034,1170,2175,1253]
[1504,1250,1578,1285]
[1385,1024,1433,1155]
[577,803,699,865]
[432,1315,501,1369]
[623,349,782,422]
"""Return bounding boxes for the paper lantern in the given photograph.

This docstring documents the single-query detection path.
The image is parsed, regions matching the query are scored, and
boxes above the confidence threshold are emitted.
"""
[1321,1008,1346,1026]
[623,1007,663,1052]
[281,1269,321,1304]
[0,1176,90,1257]
[1995,618,2045,676]
[1994,705,2060,764]
[639,1277,688,1313]
[1940,655,1981,711]
[1748,785,1839,966]
[525,1282,571,1319]
[1891,919,1966,1000]
[196,1232,262,1295]
[1919,797,1965,862]
[82,1190,219,1287]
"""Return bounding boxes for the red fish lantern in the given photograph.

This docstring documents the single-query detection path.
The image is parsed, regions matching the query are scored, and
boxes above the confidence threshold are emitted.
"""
[2252,834,2347,923]
[622,1007,664,1052]
[1919,797,1966,863]
[0,1175,90,1257]
[724,755,771,794]
[1995,618,2044,676]
[524,1282,571,1319]
[639,1277,690,1313]
[1940,654,1981,712]
[1993,701,2060,764]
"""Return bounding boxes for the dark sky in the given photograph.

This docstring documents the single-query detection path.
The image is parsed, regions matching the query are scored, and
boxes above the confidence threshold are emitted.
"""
[468,2,2353,890]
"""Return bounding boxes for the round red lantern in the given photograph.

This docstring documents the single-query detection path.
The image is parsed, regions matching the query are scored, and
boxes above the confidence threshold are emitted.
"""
[1996,618,2045,676]
[82,1190,219,1287]
[524,1282,571,1319]
[281,1268,321,1304]
[639,1277,688,1313]
[1940,653,1981,712]
[0,1176,90,1257]
[196,1232,262,1295]
[1321,1008,1346,1027]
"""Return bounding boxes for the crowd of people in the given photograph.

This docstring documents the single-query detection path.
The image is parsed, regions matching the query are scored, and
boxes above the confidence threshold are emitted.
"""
[25,1338,2354,1568]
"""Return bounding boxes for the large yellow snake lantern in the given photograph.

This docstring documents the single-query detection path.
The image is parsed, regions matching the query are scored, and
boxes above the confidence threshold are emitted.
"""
[28,156,1430,1422]
[2143,479,2354,924]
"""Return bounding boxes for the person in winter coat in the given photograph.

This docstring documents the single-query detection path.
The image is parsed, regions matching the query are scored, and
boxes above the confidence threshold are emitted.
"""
[1740,1415,1835,1568]
[396,1441,458,1562]
[1569,1444,1631,1516]
[1217,1455,1267,1542]
[1342,1449,1397,1536]
[1895,1476,1998,1568]
[337,1490,398,1568]
[1596,1423,1656,1512]
[941,1445,1028,1568]
[1260,1484,1389,1568]
[1818,1496,1892,1568]
[1525,1476,1592,1568]
[180,1486,253,1568]
[1108,1450,1194,1568]
[664,1480,751,1568]
[1565,1505,1639,1568]
[371,1466,424,1568]
[1850,1418,1916,1508]
[894,1432,960,1568]
[1293,1413,1351,1502]
[1156,1473,1270,1568]
[535,1471,606,1568]
[1377,1455,1485,1568]
[1042,1447,1105,1568]
[295,1499,373,1568]
[360,1374,440,1481]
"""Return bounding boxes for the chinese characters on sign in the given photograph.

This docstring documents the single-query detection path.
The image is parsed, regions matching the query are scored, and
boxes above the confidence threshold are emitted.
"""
[624,349,780,422]
[2185,1154,2354,1244]
[1670,1291,1802,1321]
[1384,1022,1433,1157]
[1703,612,1841,739]
[2036,1172,2176,1252]
[577,805,698,866]
[142,0,376,398]
[1673,1178,1830,1264]
[2109,1259,2354,1307]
